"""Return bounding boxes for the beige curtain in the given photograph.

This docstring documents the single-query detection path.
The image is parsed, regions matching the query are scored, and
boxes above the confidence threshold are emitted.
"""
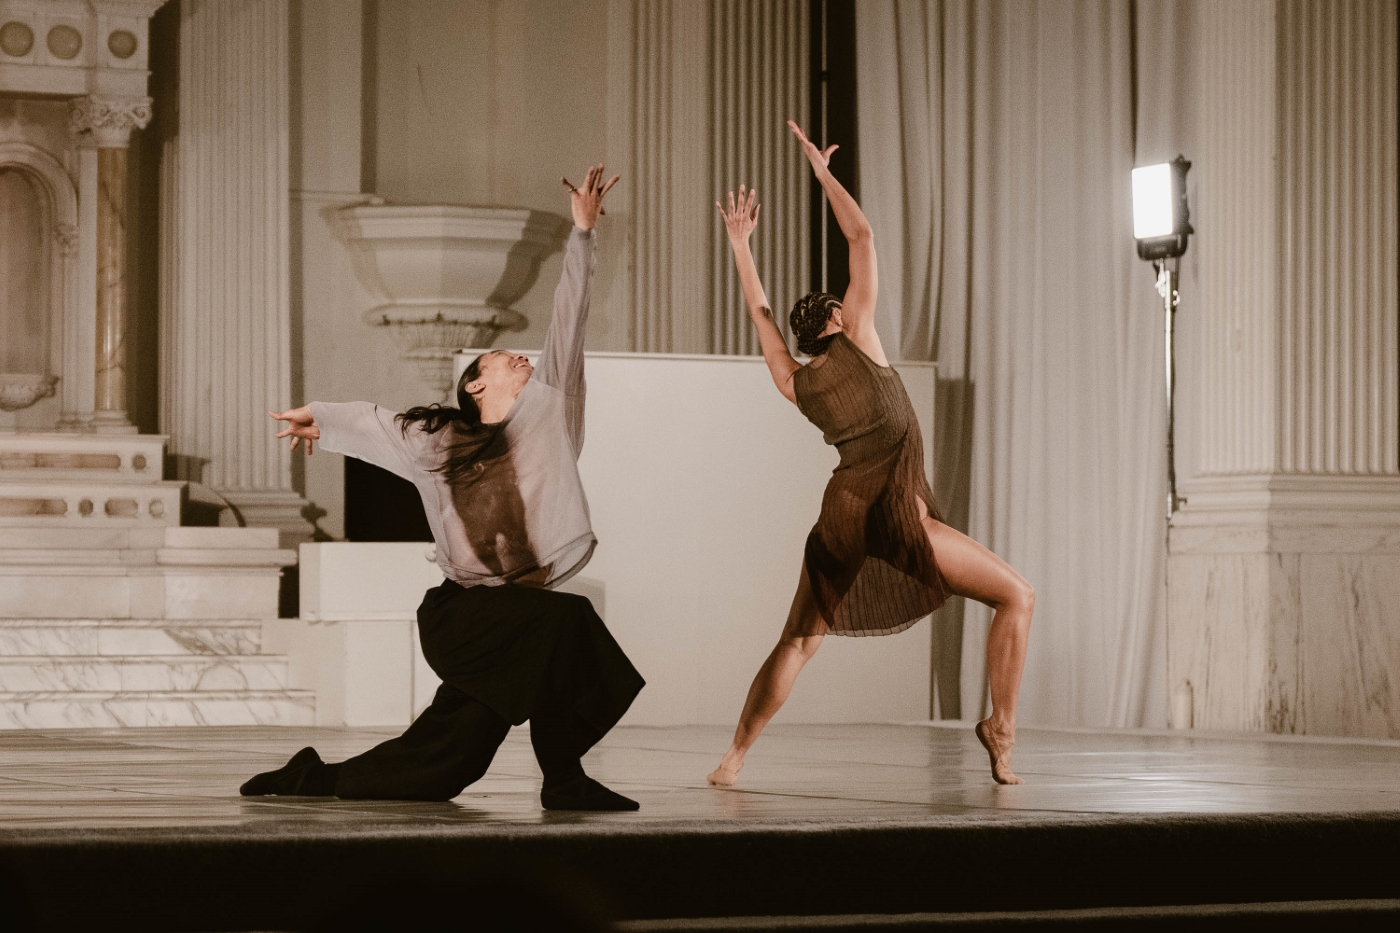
[858,0,1183,727]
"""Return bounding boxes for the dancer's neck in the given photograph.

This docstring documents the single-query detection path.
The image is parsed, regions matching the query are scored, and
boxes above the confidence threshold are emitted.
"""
[476,386,523,425]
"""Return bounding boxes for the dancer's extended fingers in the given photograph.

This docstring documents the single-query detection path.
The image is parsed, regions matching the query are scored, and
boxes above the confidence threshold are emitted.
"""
[823,145,839,161]
[746,188,757,212]
[752,202,761,223]
[727,190,736,214]
[600,174,620,197]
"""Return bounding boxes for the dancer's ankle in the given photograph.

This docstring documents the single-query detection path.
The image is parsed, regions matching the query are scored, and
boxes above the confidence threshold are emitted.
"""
[983,715,1015,740]
[541,761,587,792]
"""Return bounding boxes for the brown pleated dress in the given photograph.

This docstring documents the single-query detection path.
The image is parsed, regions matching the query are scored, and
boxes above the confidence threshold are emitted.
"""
[792,333,951,636]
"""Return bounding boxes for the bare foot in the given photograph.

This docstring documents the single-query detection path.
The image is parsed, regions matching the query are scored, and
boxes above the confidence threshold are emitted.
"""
[975,719,1023,785]
[707,752,744,786]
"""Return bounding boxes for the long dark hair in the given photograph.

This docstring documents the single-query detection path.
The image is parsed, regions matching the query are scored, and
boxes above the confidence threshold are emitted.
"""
[396,353,505,482]
[790,292,841,357]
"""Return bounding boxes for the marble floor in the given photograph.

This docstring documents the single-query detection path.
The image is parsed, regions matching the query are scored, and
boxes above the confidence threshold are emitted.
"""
[2,720,1399,835]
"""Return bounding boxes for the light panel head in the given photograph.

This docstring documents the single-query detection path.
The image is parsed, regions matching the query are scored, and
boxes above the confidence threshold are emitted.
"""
[1132,155,1192,262]
[1132,163,1175,239]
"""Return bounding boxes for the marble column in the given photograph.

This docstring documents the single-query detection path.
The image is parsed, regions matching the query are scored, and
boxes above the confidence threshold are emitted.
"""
[1168,0,1400,738]
[605,0,809,354]
[68,96,152,435]
[159,0,309,542]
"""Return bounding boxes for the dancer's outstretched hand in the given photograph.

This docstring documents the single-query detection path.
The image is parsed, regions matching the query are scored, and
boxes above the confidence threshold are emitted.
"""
[787,119,838,173]
[716,185,760,246]
[269,407,320,454]
[561,164,620,231]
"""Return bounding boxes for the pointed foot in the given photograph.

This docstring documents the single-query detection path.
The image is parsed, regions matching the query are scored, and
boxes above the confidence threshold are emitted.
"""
[707,751,744,786]
[707,765,741,787]
[976,720,1023,785]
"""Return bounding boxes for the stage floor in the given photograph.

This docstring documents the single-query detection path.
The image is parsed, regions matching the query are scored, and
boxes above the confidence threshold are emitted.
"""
[4,722,1400,929]
[2,720,1399,833]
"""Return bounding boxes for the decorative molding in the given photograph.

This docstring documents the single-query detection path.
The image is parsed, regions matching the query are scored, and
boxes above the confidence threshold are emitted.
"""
[0,374,59,412]
[68,95,152,148]
[1171,473,1400,554]
[53,223,77,257]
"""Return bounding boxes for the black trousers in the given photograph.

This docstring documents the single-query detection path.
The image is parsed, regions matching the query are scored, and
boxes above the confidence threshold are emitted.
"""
[331,683,602,801]
[332,581,643,802]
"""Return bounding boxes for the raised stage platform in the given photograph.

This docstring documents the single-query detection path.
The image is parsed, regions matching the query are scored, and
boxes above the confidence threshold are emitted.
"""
[1,722,1399,930]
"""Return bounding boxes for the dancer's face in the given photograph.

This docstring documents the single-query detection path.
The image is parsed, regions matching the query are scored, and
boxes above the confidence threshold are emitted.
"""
[464,351,533,402]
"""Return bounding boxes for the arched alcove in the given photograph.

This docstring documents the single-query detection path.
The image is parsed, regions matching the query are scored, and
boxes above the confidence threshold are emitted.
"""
[0,142,78,422]
[0,166,49,375]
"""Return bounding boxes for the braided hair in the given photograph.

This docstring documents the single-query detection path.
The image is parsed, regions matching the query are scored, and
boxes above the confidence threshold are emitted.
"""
[789,291,842,357]
[396,352,506,482]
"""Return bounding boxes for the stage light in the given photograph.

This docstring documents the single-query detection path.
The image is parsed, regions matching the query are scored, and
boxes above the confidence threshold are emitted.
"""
[1132,155,1193,519]
[1132,156,1192,261]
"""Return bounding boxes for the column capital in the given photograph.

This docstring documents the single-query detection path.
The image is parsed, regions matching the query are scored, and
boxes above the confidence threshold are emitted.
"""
[69,95,153,149]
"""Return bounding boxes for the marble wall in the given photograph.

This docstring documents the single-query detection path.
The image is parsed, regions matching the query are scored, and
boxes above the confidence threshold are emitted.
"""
[1169,483,1400,738]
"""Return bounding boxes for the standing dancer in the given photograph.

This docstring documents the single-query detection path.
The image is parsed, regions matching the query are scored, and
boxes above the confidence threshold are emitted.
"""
[243,165,645,810]
[707,123,1034,786]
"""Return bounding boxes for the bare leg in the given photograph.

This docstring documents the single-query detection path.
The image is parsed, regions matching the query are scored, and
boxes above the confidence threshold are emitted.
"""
[708,564,825,786]
[922,516,1034,784]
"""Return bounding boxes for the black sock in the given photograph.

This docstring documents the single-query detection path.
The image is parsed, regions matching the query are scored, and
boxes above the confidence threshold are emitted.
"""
[240,747,335,796]
[541,776,639,812]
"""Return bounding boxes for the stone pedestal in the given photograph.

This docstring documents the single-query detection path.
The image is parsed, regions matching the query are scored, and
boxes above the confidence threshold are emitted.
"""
[1167,0,1399,738]
[1169,477,1400,737]
[0,431,312,728]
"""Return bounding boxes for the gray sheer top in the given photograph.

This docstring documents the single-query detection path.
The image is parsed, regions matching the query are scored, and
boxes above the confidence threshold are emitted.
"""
[311,227,597,589]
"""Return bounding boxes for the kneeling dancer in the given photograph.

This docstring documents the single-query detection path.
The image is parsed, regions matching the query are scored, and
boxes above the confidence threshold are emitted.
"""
[244,166,643,810]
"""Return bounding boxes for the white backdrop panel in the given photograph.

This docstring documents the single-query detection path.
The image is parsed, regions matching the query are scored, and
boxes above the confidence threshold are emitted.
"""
[457,350,938,726]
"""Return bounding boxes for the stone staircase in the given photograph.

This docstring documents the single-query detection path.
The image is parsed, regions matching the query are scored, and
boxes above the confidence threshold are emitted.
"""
[0,432,314,728]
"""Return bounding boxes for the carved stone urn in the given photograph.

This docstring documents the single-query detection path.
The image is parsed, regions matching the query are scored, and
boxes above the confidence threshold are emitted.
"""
[331,201,571,394]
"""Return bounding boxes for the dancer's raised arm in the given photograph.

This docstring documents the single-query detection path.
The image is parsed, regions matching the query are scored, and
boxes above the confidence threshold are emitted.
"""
[718,185,800,403]
[787,121,878,345]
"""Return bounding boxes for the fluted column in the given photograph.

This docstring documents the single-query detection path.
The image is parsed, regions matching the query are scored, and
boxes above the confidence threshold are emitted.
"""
[160,0,308,541]
[709,0,809,356]
[606,0,808,354]
[1169,0,1399,738]
[69,96,152,435]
